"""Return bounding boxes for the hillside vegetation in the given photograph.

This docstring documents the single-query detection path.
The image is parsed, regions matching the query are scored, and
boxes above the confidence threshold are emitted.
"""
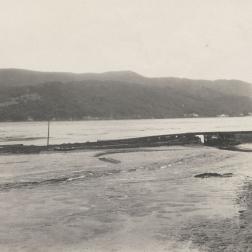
[0,69,251,121]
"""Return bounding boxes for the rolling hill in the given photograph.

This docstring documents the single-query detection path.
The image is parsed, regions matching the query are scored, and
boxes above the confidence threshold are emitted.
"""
[0,69,251,121]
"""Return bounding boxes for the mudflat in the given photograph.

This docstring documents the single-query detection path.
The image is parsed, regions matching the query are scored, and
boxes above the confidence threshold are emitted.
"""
[0,145,251,251]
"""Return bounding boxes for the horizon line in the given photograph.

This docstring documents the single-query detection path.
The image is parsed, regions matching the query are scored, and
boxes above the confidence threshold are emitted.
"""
[0,67,251,84]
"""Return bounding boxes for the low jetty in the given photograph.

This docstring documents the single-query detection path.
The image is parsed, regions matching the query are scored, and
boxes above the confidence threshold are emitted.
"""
[0,131,251,154]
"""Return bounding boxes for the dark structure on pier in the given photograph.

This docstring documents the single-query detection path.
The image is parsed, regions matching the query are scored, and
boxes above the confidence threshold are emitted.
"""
[199,131,252,146]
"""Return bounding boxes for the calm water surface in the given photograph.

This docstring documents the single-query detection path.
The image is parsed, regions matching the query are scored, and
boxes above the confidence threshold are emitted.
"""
[0,117,251,145]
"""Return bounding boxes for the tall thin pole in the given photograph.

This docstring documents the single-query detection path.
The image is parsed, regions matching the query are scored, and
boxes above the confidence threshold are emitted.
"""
[47,120,50,147]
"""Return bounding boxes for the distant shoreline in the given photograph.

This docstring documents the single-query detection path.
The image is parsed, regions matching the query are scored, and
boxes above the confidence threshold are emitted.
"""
[0,115,251,123]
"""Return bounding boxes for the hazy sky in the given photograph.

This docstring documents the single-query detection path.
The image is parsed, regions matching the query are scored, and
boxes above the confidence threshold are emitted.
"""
[1,0,252,82]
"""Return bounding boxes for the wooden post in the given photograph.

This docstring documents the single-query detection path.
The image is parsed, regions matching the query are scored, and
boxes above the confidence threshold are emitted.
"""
[47,120,50,147]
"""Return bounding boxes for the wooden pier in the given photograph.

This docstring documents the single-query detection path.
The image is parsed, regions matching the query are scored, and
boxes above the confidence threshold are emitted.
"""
[0,131,251,154]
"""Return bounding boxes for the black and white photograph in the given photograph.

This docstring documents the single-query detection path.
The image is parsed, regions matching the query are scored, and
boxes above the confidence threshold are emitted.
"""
[0,0,252,251]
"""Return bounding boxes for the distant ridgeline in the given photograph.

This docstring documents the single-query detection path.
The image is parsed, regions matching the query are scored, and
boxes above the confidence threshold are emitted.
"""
[0,69,252,121]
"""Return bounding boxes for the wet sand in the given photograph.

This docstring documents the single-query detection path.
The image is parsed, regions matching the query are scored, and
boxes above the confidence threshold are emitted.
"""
[0,146,251,251]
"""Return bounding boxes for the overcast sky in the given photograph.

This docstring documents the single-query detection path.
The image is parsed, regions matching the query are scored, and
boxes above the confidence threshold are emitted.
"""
[0,0,252,82]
